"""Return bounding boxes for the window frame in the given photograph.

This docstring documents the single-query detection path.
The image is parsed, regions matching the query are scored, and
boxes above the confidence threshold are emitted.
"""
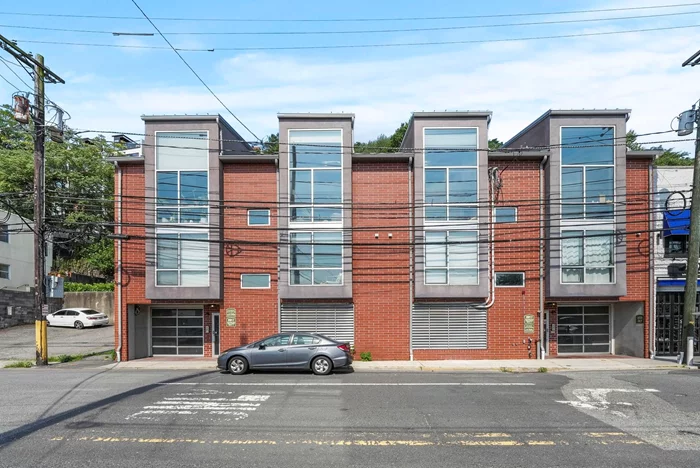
[424,230,479,286]
[664,234,689,258]
[247,209,271,226]
[560,229,615,285]
[494,207,517,224]
[0,263,9,280]
[241,273,271,289]
[155,229,210,287]
[495,272,525,287]
[423,126,479,225]
[0,223,8,243]
[559,126,616,221]
[154,130,210,226]
[288,128,344,227]
[289,230,344,286]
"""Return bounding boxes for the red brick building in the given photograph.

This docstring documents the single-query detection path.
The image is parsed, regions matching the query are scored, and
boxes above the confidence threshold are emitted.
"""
[110,110,655,362]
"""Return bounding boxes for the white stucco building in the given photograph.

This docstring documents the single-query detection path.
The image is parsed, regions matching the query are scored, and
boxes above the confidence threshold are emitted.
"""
[0,209,53,291]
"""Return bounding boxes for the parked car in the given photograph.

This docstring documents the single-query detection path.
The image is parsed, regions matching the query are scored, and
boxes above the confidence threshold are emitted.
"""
[46,308,109,329]
[217,332,353,376]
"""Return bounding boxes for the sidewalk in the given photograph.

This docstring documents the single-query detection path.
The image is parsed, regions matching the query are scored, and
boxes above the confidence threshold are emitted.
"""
[102,356,687,372]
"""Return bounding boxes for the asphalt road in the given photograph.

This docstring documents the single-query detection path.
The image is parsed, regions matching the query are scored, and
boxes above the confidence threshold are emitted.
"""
[0,324,113,361]
[2,365,700,468]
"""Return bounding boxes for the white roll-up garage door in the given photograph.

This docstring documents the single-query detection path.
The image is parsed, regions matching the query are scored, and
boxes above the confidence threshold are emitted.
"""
[280,303,354,344]
[411,303,487,350]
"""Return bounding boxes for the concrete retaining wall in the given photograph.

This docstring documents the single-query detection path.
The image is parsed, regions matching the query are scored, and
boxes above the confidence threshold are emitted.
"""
[63,292,114,324]
[0,289,62,329]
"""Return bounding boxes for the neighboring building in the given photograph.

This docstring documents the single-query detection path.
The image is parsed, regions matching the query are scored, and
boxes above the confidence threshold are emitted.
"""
[652,167,696,357]
[0,209,53,291]
[113,134,142,158]
[110,110,656,362]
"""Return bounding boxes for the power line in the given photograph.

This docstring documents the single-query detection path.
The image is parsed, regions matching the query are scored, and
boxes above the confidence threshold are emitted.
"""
[4,10,700,36]
[128,0,261,142]
[1,2,698,23]
[0,70,20,90]
[0,56,32,90]
[12,24,700,52]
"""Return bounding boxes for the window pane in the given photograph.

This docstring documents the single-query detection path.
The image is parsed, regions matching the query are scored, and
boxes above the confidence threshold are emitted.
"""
[450,269,478,285]
[314,170,342,204]
[425,269,447,284]
[0,224,8,243]
[561,167,583,218]
[290,207,312,222]
[291,270,312,285]
[449,231,478,268]
[314,269,342,285]
[180,270,209,287]
[449,206,477,221]
[314,244,342,268]
[157,271,178,286]
[290,170,312,204]
[562,231,583,266]
[562,267,584,283]
[585,268,614,284]
[289,130,342,168]
[496,273,525,286]
[0,264,9,279]
[180,208,208,224]
[248,210,270,225]
[561,127,614,165]
[426,206,447,221]
[313,207,342,222]
[156,132,208,170]
[180,171,208,205]
[156,236,178,269]
[291,243,312,268]
[495,207,516,223]
[585,231,613,266]
[156,172,178,205]
[449,168,477,203]
[241,274,271,288]
[425,169,447,204]
[425,232,447,268]
[425,128,477,166]
[180,234,209,270]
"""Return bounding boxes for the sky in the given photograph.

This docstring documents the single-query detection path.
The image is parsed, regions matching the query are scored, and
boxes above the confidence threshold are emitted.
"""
[0,0,698,154]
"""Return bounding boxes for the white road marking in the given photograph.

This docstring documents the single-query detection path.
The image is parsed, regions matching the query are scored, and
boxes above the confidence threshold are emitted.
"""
[126,393,270,422]
[160,382,535,387]
[557,388,659,418]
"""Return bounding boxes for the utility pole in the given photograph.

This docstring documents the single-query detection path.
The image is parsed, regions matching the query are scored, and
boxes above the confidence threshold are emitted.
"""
[0,35,64,366]
[681,50,700,365]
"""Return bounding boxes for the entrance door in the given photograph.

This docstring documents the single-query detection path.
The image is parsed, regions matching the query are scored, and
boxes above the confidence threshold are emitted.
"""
[558,306,610,354]
[656,291,700,356]
[212,313,220,356]
[151,308,204,356]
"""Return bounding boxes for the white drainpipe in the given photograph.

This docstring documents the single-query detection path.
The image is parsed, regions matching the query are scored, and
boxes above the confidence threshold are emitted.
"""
[115,163,123,362]
[539,154,549,360]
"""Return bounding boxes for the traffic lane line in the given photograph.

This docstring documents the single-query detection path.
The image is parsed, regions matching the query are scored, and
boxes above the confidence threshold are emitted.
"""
[158,382,536,387]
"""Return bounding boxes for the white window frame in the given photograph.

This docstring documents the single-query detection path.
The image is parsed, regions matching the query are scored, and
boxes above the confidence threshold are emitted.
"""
[423,126,479,227]
[559,126,616,222]
[0,263,9,280]
[424,230,479,286]
[495,272,525,287]
[494,207,517,224]
[154,130,210,226]
[288,128,344,229]
[155,228,210,287]
[560,229,616,285]
[289,230,344,287]
[241,273,271,289]
[247,209,271,226]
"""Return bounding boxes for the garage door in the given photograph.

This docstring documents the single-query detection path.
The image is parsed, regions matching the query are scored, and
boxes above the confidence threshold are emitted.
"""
[411,303,487,349]
[151,308,204,356]
[280,303,354,344]
[557,305,610,354]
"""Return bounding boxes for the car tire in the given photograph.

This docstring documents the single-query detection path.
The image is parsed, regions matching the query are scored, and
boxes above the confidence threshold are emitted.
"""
[311,356,333,376]
[46,321,51,327]
[228,356,248,375]
[74,321,84,330]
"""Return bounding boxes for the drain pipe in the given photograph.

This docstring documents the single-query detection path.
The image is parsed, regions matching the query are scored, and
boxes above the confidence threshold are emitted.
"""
[539,154,549,360]
[409,155,414,362]
[649,161,655,358]
[481,167,497,309]
[115,162,123,362]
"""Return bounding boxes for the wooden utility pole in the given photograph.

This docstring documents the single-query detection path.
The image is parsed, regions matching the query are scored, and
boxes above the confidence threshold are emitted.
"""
[0,35,64,366]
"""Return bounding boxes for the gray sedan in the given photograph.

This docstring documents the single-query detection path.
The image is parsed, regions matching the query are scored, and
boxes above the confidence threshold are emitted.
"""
[216,332,353,376]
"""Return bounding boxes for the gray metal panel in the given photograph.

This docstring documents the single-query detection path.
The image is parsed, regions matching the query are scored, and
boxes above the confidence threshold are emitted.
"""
[280,303,354,344]
[411,303,487,349]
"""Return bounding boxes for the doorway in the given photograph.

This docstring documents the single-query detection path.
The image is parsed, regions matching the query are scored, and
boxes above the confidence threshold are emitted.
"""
[212,313,220,356]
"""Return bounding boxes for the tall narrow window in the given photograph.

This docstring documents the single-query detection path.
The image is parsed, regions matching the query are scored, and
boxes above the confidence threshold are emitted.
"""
[425,230,478,285]
[561,127,614,220]
[290,231,342,285]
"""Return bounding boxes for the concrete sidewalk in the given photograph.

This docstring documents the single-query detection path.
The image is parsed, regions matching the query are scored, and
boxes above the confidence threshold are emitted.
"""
[102,356,686,372]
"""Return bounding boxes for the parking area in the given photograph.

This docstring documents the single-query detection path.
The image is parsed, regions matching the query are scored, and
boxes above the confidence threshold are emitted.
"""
[0,323,113,360]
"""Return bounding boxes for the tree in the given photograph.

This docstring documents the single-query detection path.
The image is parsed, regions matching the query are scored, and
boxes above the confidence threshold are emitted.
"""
[627,129,692,166]
[0,105,117,279]
[262,133,279,155]
[355,122,408,153]
[488,138,504,150]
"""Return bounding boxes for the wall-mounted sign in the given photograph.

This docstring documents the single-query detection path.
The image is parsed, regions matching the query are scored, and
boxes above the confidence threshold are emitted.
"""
[524,314,535,334]
[226,308,236,327]
[635,315,644,324]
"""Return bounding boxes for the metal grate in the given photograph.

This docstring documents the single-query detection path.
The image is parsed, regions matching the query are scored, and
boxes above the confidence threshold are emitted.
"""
[655,292,700,356]
[280,303,354,344]
[411,303,487,350]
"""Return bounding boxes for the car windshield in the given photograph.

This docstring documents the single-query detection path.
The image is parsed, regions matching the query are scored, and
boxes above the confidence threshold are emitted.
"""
[82,310,102,315]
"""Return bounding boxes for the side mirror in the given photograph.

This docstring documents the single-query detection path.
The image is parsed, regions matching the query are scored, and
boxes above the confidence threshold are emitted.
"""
[258,344,266,350]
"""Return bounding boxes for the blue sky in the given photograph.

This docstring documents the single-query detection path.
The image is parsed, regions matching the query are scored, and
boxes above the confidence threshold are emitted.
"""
[0,0,698,153]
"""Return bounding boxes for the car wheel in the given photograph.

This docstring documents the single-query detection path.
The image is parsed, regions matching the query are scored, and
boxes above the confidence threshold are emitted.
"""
[312,356,332,376]
[74,321,84,330]
[228,356,248,375]
[46,321,51,327]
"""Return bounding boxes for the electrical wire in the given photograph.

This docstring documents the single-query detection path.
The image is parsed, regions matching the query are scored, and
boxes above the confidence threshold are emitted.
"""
[129,0,261,143]
[12,24,700,52]
[0,70,20,91]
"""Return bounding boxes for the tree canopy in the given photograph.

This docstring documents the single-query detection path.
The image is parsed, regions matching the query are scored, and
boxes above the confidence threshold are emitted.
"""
[626,129,693,166]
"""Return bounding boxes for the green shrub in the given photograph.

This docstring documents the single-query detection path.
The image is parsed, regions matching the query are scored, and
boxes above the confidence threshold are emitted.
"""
[538,367,548,373]
[4,360,33,368]
[360,351,373,362]
[63,282,114,292]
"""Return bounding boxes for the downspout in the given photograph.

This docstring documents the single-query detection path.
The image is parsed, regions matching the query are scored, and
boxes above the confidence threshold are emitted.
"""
[539,154,549,360]
[481,167,497,309]
[409,155,414,361]
[115,162,123,362]
[649,161,655,358]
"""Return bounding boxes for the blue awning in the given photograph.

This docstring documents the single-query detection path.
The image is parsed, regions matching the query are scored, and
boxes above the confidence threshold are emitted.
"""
[658,279,700,288]
[663,209,691,237]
